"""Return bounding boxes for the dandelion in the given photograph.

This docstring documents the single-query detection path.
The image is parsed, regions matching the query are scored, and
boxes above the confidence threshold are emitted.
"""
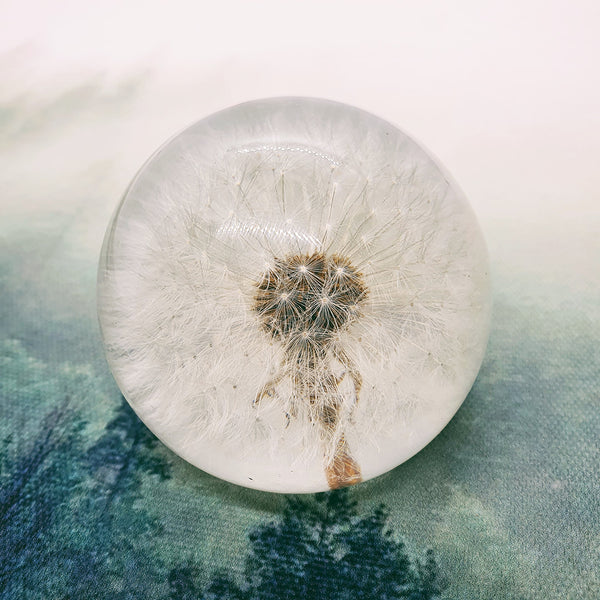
[98,98,491,493]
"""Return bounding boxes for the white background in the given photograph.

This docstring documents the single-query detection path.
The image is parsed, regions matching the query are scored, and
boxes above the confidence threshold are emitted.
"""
[3,0,599,215]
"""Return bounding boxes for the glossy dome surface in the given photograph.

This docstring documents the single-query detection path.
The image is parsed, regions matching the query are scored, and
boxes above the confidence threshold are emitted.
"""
[98,98,491,492]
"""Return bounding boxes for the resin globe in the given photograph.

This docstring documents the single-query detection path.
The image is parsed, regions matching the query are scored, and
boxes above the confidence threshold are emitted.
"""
[97,97,491,493]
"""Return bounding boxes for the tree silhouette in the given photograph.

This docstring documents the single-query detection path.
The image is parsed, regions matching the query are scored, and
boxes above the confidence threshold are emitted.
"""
[86,396,171,519]
[0,396,86,597]
[1,339,175,599]
[168,560,203,600]
[0,340,89,598]
[200,489,445,600]
[408,549,445,600]
[67,397,173,599]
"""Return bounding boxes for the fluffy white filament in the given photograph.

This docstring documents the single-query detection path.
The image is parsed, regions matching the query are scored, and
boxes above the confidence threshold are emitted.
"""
[98,98,491,492]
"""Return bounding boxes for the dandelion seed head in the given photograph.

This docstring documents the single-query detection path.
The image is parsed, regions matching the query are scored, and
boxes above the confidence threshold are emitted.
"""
[98,97,491,493]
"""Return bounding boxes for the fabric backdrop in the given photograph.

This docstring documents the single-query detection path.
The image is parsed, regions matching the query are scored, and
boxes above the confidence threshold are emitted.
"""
[1,2,599,598]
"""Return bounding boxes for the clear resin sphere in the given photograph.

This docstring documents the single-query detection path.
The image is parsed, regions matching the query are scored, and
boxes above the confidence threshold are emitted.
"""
[98,97,491,493]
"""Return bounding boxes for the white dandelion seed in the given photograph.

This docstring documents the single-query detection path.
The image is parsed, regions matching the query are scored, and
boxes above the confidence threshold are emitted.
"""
[97,97,491,493]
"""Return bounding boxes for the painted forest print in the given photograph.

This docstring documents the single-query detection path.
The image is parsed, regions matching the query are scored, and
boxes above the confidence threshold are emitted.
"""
[1,340,443,599]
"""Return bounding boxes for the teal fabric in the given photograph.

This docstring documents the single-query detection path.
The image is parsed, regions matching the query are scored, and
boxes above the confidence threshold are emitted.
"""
[1,78,598,600]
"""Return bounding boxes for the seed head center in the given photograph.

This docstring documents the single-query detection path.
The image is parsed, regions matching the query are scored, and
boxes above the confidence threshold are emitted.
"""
[253,252,368,346]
